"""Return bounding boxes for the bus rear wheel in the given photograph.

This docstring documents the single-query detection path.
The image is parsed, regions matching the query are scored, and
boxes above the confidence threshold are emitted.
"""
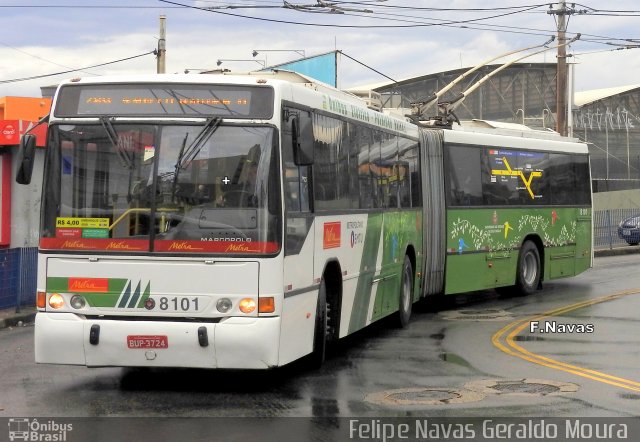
[310,278,328,367]
[398,255,414,328]
[515,240,541,295]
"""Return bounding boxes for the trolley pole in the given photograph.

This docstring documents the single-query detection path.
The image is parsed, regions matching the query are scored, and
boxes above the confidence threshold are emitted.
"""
[157,15,166,74]
[550,1,568,136]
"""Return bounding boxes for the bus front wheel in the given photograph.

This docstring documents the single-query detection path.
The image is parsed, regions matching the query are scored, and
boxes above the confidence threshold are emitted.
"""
[398,255,414,328]
[515,240,541,295]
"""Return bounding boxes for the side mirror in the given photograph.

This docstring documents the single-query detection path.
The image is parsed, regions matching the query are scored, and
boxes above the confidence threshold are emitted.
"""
[292,115,314,166]
[16,134,37,185]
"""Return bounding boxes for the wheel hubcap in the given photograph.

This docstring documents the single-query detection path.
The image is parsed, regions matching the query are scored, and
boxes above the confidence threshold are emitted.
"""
[523,252,537,286]
[402,267,411,311]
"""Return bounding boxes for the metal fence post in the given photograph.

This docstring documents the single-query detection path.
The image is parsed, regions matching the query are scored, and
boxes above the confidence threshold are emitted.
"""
[607,210,613,250]
[15,249,22,313]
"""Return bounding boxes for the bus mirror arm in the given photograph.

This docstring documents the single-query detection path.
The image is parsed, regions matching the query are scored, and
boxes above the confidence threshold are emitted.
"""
[292,116,314,166]
[16,114,48,185]
[16,134,37,185]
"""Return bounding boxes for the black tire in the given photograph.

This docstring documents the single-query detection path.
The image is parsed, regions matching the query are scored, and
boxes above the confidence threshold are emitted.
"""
[398,256,414,328]
[515,240,541,295]
[627,242,639,246]
[310,278,328,368]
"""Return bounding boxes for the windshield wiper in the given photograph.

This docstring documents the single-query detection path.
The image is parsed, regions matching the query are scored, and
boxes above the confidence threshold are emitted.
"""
[171,117,222,201]
[175,117,222,170]
[100,116,134,169]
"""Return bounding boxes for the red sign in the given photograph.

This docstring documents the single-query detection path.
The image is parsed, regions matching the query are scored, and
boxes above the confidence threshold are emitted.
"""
[0,154,10,246]
[0,120,48,147]
[154,240,279,254]
[40,237,279,254]
[1,123,16,142]
[68,278,109,293]
[40,238,149,251]
[323,222,341,249]
[55,228,82,238]
[127,335,168,349]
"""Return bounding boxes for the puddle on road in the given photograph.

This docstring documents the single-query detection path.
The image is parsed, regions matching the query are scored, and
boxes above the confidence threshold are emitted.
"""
[513,335,546,342]
[439,352,473,368]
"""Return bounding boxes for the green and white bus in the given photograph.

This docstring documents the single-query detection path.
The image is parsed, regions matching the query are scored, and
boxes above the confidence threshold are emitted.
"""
[20,72,591,369]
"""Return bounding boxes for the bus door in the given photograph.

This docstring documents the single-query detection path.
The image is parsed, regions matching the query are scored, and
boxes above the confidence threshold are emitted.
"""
[282,111,314,268]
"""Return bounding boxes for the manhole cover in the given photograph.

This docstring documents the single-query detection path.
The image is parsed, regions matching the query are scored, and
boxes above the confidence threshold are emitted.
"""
[389,390,458,402]
[465,379,579,396]
[439,309,513,321]
[491,381,560,394]
[365,387,484,406]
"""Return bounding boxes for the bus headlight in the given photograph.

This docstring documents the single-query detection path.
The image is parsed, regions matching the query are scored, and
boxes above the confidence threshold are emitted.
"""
[70,295,86,309]
[216,298,232,313]
[48,293,65,310]
[239,298,256,314]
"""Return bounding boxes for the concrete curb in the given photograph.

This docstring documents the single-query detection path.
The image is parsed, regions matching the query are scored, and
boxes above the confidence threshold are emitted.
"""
[594,246,640,257]
[0,308,36,330]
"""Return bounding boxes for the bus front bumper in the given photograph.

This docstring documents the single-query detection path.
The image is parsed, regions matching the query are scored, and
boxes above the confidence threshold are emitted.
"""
[34,312,281,369]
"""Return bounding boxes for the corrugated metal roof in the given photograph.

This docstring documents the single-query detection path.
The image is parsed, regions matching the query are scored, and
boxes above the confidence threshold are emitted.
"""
[575,84,640,106]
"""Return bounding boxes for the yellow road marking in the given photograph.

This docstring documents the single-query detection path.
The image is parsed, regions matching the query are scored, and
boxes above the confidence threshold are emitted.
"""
[492,289,640,392]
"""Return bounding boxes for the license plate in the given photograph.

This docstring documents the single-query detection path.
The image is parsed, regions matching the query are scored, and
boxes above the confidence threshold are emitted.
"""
[127,335,168,349]
[624,229,631,236]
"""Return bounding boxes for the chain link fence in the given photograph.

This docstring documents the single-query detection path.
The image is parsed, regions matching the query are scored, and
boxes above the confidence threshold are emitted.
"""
[594,209,640,249]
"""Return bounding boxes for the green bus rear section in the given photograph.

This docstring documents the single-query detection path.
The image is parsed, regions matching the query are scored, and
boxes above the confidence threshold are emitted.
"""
[444,207,592,294]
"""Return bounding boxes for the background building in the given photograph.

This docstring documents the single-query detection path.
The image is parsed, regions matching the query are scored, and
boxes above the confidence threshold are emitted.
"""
[375,63,559,130]
[0,96,49,309]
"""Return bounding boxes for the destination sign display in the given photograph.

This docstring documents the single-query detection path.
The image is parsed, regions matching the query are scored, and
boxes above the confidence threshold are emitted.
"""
[54,83,274,118]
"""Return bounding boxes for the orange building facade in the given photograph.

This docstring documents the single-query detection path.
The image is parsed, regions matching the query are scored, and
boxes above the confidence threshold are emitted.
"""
[0,96,51,309]
[0,96,51,247]
[0,97,50,147]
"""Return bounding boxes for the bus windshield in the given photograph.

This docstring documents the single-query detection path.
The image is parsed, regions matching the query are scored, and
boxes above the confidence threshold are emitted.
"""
[40,123,280,254]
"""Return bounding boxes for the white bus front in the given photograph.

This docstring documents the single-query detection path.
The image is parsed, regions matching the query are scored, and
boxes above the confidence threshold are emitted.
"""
[33,79,285,369]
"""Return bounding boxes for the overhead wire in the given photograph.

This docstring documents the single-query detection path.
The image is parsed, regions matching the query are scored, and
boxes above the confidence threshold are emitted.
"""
[324,1,551,12]
[0,41,100,76]
[0,50,156,84]
[161,1,640,45]
[159,0,548,30]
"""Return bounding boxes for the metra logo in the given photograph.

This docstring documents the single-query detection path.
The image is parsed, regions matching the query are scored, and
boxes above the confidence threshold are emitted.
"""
[68,278,109,293]
[225,243,254,253]
[61,240,93,249]
[168,241,204,251]
[106,241,140,250]
[323,222,341,249]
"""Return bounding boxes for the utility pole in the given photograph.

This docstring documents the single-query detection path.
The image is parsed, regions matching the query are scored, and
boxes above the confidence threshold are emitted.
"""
[157,15,166,74]
[549,1,569,136]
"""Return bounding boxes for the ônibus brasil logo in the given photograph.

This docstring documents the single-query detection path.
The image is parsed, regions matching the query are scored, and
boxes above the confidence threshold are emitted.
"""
[8,418,73,441]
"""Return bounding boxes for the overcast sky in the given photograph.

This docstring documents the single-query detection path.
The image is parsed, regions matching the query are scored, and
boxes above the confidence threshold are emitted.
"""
[1,0,640,99]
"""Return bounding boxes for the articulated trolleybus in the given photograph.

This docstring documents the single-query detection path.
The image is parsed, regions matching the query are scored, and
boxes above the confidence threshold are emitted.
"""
[21,71,591,369]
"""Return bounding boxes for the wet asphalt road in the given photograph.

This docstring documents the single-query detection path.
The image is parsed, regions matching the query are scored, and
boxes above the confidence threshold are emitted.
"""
[1,254,639,418]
